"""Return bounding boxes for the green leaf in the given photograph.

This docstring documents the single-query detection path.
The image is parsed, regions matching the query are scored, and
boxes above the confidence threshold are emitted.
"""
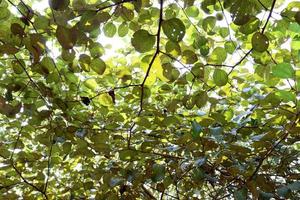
[234,187,248,200]
[287,181,300,191]
[202,16,216,33]
[96,93,113,107]
[192,168,205,183]
[193,35,208,48]
[118,23,129,37]
[165,40,181,55]
[225,41,236,54]
[295,11,300,24]
[1,1,300,198]
[240,17,259,35]
[278,182,300,198]
[191,120,202,138]
[119,149,136,161]
[49,0,69,11]
[251,32,269,52]
[233,12,251,26]
[193,91,208,108]
[275,90,296,102]
[182,50,197,64]
[216,13,223,21]
[79,54,91,72]
[89,42,104,58]
[0,7,10,20]
[200,45,210,56]
[162,63,180,81]
[56,26,77,49]
[162,18,185,42]
[33,16,49,30]
[291,36,300,50]
[209,47,227,64]
[219,27,229,38]
[11,60,24,74]
[83,78,98,90]
[63,142,72,154]
[213,69,228,86]
[61,49,75,61]
[104,22,117,37]
[41,57,55,72]
[185,6,199,17]
[272,63,294,79]
[131,29,156,53]
[90,58,106,75]
[151,164,165,182]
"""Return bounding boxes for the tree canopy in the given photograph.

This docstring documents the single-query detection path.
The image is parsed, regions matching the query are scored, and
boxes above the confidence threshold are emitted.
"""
[0,0,300,199]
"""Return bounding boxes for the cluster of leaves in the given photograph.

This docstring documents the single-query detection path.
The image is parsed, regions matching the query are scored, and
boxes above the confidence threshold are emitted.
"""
[0,0,300,199]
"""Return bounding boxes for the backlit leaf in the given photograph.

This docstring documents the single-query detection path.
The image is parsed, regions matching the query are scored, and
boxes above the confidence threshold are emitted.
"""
[162,18,185,42]
[49,0,69,11]
[56,26,77,49]
[213,69,228,86]
[272,63,294,79]
[131,29,156,52]
[90,58,106,75]
[251,32,269,52]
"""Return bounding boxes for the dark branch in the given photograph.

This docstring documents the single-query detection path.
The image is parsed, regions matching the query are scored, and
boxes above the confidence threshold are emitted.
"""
[96,0,134,12]
[13,55,49,104]
[44,137,54,193]
[228,49,253,75]
[142,184,156,199]
[257,0,268,10]
[10,127,23,160]
[76,0,135,17]
[261,0,276,33]
[248,112,300,181]
[11,163,48,199]
[138,0,164,115]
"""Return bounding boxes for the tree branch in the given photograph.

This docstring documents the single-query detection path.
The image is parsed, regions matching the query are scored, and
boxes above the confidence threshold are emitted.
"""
[10,127,23,160]
[96,0,134,12]
[44,137,54,193]
[142,184,156,199]
[7,0,38,32]
[228,49,253,75]
[136,149,184,160]
[11,163,48,199]
[138,0,164,116]
[261,0,276,33]
[257,0,268,10]
[13,55,49,105]
[248,112,300,181]
[76,0,135,17]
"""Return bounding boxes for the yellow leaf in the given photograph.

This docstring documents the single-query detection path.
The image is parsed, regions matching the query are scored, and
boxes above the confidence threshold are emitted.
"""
[83,79,98,90]
[96,93,113,107]
[141,55,168,85]
[153,56,169,82]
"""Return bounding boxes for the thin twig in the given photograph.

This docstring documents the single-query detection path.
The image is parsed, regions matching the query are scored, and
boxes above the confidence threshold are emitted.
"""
[257,0,268,10]
[10,127,23,160]
[261,0,276,33]
[138,0,164,115]
[44,136,54,193]
[11,163,49,199]
[142,184,156,199]
[248,112,299,181]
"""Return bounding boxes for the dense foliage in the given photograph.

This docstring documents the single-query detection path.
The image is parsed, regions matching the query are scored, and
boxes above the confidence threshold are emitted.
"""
[0,0,300,199]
